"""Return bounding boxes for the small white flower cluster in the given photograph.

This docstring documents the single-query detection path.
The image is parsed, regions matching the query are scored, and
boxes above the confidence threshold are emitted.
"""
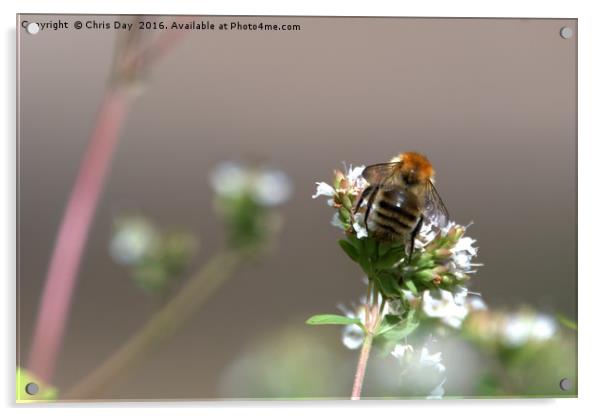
[210,161,293,206]
[110,217,158,266]
[418,220,482,276]
[313,164,369,238]
[406,287,486,329]
[502,311,557,347]
[312,164,367,204]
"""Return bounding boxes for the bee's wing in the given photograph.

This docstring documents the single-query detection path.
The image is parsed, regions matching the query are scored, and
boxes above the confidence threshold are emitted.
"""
[424,179,449,227]
[361,162,397,183]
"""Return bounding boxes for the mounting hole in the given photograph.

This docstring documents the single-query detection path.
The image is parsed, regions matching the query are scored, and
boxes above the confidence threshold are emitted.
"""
[559,26,573,39]
[559,378,572,391]
[26,22,40,35]
[25,382,39,395]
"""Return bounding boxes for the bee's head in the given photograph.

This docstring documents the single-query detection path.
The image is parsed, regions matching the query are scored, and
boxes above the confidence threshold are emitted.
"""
[392,152,435,185]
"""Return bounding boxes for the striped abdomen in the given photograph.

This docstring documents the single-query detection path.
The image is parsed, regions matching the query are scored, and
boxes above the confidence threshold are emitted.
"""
[367,187,421,242]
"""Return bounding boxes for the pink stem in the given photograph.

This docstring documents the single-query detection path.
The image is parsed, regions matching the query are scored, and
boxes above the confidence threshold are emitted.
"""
[351,332,373,400]
[26,89,130,383]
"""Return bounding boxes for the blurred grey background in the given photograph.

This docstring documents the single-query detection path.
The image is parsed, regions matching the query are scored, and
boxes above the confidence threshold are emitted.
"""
[17,16,576,399]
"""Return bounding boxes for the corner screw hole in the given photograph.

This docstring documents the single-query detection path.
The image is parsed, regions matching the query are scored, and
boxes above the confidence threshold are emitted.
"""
[25,382,39,395]
[559,378,572,391]
[560,27,573,39]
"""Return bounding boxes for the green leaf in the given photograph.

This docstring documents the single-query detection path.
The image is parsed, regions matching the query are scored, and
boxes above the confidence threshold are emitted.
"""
[404,279,418,295]
[378,241,391,257]
[375,273,402,298]
[380,314,419,341]
[376,246,405,269]
[375,314,402,336]
[338,239,359,262]
[366,237,378,258]
[358,252,372,276]
[556,313,578,331]
[384,321,419,341]
[306,314,362,326]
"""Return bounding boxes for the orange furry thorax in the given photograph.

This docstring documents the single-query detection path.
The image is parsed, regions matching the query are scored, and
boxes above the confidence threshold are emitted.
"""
[391,152,435,183]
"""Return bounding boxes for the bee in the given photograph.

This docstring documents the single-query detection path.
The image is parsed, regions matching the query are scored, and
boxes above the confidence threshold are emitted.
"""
[354,152,449,257]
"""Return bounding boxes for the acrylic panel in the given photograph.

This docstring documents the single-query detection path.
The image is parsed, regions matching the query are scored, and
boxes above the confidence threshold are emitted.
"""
[16,15,577,402]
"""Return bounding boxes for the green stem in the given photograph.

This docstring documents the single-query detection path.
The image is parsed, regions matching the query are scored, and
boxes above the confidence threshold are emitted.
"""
[63,249,249,399]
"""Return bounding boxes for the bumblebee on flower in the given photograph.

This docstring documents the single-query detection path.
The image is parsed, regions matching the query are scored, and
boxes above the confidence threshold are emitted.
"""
[308,152,484,400]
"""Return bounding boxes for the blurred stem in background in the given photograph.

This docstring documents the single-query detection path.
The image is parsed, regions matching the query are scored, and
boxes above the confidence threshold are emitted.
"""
[26,89,130,384]
[25,17,188,384]
[64,248,251,399]
[64,162,291,399]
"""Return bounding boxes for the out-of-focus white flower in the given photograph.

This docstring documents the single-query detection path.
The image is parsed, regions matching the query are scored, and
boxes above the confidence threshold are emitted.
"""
[253,170,293,206]
[422,289,469,329]
[210,162,292,207]
[419,347,446,373]
[210,162,248,197]
[338,302,367,350]
[392,343,447,399]
[427,379,446,399]
[352,213,368,239]
[342,322,365,350]
[331,212,346,230]
[391,344,414,360]
[502,312,557,347]
[110,218,158,266]
[467,295,487,311]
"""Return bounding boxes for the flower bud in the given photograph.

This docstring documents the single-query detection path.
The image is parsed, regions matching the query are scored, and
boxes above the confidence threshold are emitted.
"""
[447,225,465,243]
[341,194,353,211]
[338,207,351,223]
[434,248,452,259]
[333,169,346,188]
[433,265,449,275]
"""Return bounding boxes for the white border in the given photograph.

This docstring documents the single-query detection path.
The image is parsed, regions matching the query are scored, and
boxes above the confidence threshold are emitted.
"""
[2,1,600,415]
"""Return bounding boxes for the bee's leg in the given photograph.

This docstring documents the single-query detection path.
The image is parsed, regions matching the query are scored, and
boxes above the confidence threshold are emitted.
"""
[407,215,424,262]
[363,185,380,228]
[353,185,373,214]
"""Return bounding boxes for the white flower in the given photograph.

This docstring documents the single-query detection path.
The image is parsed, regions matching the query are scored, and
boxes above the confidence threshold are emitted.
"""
[467,295,487,311]
[330,212,346,230]
[343,164,368,196]
[427,379,446,399]
[419,347,446,373]
[391,344,414,360]
[342,323,364,350]
[211,162,292,206]
[338,301,367,350]
[210,162,248,197]
[352,213,368,239]
[422,289,469,329]
[110,218,158,266]
[453,236,478,256]
[312,182,335,203]
[416,220,438,248]
[252,170,293,206]
[531,315,557,341]
[393,343,447,399]
[450,233,482,274]
[502,312,557,347]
